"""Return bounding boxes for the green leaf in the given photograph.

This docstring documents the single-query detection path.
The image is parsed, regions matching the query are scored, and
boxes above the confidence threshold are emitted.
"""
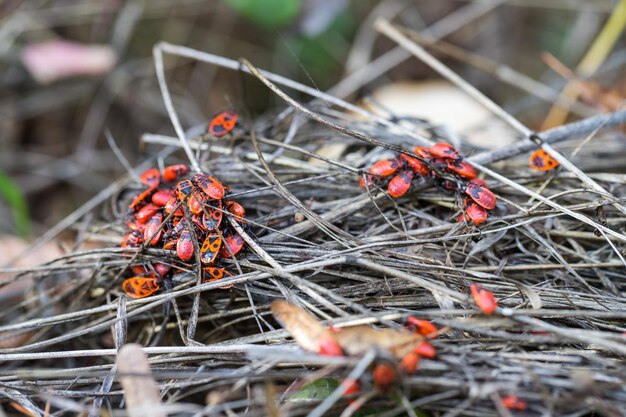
[290,378,339,401]
[0,170,32,238]
[225,0,300,28]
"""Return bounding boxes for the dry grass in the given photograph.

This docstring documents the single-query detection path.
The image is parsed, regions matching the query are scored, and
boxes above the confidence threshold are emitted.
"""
[2,2,626,417]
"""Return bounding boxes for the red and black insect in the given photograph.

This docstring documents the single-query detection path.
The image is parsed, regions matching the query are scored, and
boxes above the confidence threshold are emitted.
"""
[414,341,436,359]
[413,146,433,162]
[200,233,222,264]
[387,171,413,198]
[162,164,189,182]
[502,395,527,411]
[187,191,208,215]
[201,267,233,289]
[176,179,195,202]
[130,265,148,276]
[220,230,245,258]
[202,204,223,231]
[135,204,159,224]
[470,283,498,315]
[151,189,175,207]
[461,198,488,225]
[140,168,160,188]
[143,212,163,246]
[406,317,438,338]
[176,228,194,261]
[192,173,225,200]
[429,142,461,161]
[121,230,143,248]
[373,363,397,393]
[369,158,403,177]
[207,111,238,137]
[529,149,559,171]
[122,277,160,299]
[164,197,183,216]
[445,160,477,180]
[153,262,171,278]
[226,201,245,221]
[358,173,375,189]
[464,180,496,210]
[399,352,420,374]
[398,153,428,176]
[129,186,157,211]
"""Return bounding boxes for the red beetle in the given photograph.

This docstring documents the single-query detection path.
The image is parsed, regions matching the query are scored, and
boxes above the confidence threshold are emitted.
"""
[465,180,496,210]
[208,111,238,137]
[202,207,223,231]
[406,317,438,338]
[429,142,461,161]
[202,267,233,289]
[200,233,222,264]
[414,341,436,359]
[143,212,163,246]
[187,192,208,215]
[162,164,189,182]
[469,178,488,188]
[369,158,402,177]
[130,265,148,276]
[165,217,185,240]
[358,173,375,189]
[121,230,143,248]
[387,171,413,198]
[164,198,183,216]
[462,198,488,225]
[318,336,343,357]
[122,277,160,299]
[192,173,225,199]
[373,363,397,392]
[135,204,159,224]
[470,283,498,315]
[413,146,433,162]
[151,189,175,207]
[398,153,428,176]
[162,239,177,250]
[343,379,360,397]
[176,179,195,202]
[220,230,245,258]
[176,228,194,261]
[399,352,421,374]
[226,201,246,221]
[140,168,160,188]
[129,186,156,211]
[529,149,559,171]
[153,262,171,278]
[502,395,527,411]
[445,160,477,180]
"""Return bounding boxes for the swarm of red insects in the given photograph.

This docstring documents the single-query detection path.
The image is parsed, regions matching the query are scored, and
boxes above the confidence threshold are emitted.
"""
[120,164,247,299]
[271,300,439,394]
[359,142,497,225]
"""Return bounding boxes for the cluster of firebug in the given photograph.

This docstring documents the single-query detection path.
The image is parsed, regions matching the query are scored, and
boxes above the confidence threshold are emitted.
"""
[320,317,438,393]
[359,142,497,225]
[120,164,247,298]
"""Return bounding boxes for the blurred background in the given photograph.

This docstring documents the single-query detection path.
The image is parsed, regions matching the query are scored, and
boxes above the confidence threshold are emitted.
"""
[0,0,624,240]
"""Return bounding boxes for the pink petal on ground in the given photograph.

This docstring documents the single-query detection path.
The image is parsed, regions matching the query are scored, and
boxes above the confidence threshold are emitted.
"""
[21,40,117,84]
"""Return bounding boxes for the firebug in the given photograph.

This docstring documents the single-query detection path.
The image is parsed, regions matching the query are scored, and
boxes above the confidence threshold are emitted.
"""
[387,171,413,198]
[470,283,498,315]
[529,149,559,171]
[208,111,238,137]
[122,277,160,299]
[162,164,189,182]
